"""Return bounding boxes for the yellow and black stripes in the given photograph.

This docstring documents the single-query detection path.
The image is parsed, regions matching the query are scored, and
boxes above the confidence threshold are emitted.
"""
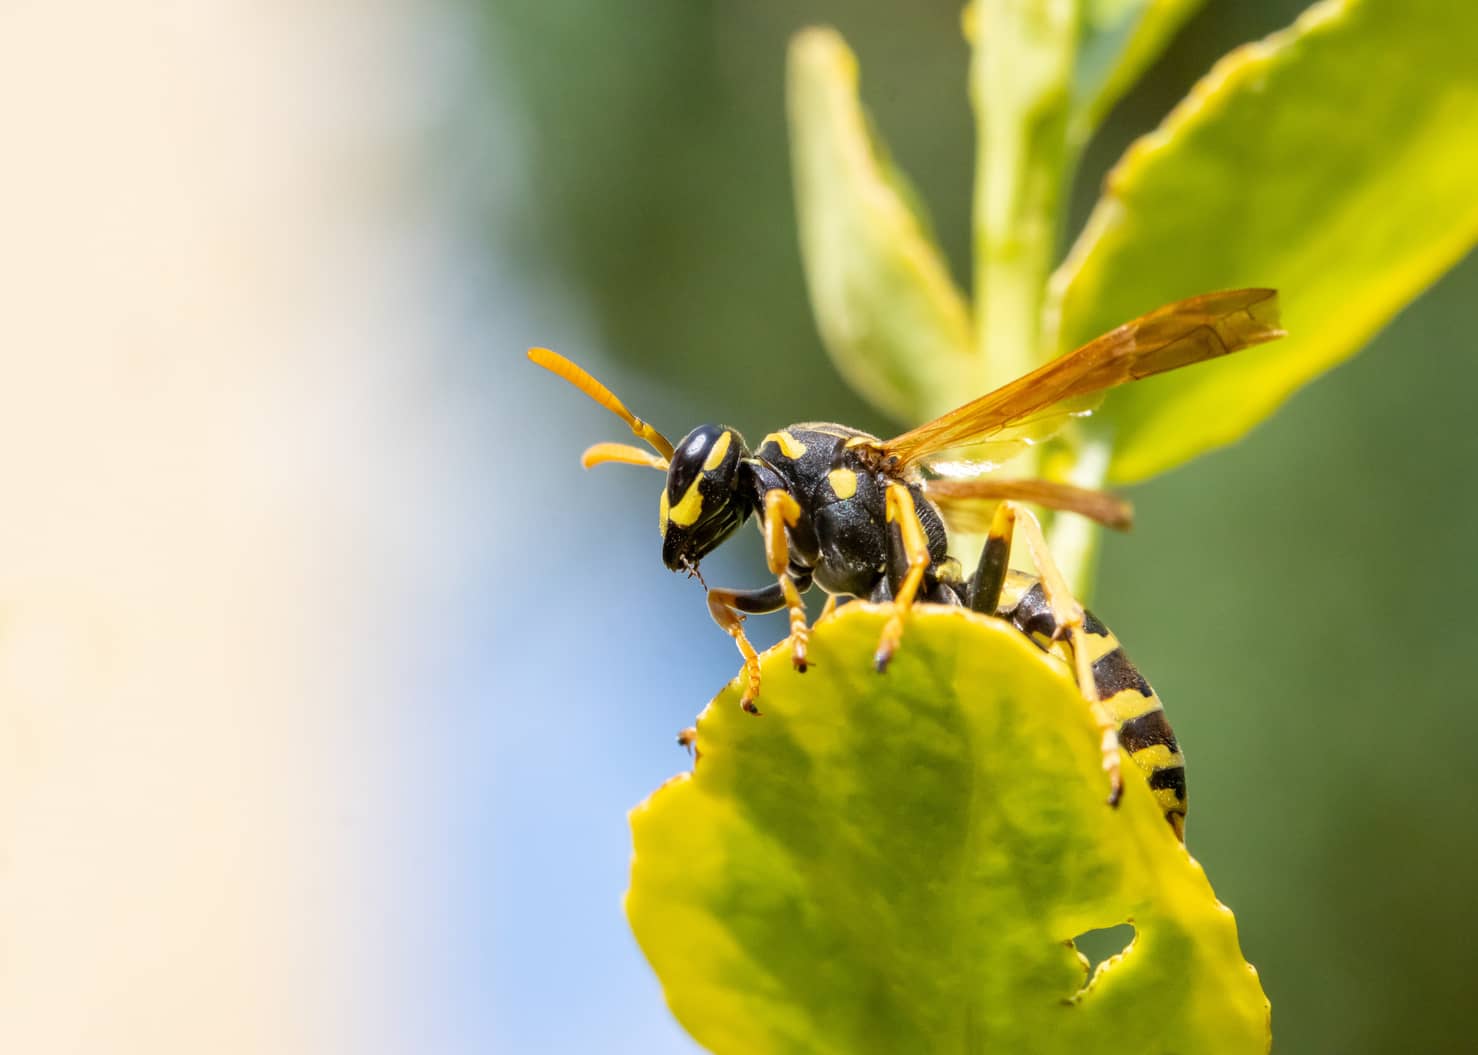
[1002,574,1188,840]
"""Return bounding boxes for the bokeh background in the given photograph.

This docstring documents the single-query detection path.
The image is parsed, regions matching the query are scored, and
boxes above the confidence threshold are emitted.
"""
[3,1,1474,1053]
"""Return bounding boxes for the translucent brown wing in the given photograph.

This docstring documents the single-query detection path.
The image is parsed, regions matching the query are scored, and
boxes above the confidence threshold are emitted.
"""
[922,478,1134,532]
[881,289,1284,467]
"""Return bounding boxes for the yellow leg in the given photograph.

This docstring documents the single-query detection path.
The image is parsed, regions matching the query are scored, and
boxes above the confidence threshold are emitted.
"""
[763,490,812,672]
[998,501,1124,807]
[818,593,839,622]
[875,483,933,672]
[707,588,765,713]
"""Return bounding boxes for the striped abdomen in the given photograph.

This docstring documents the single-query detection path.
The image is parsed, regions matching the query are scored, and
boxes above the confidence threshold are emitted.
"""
[1000,573,1188,841]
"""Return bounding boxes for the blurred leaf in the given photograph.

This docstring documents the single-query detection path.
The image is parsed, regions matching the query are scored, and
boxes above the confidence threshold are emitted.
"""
[1071,0,1207,145]
[1049,0,1478,483]
[627,604,1269,1054]
[788,28,976,424]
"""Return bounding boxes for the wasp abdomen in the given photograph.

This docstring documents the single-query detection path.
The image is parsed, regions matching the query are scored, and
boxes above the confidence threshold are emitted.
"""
[1003,576,1188,841]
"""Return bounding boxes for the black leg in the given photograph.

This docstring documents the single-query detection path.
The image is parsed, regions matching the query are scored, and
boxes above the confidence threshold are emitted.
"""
[966,505,1014,615]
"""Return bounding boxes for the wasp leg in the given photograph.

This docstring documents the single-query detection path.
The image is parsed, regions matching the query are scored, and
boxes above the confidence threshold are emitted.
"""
[874,483,933,673]
[762,489,814,672]
[707,582,786,714]
[971,501,1124,807]
[818,593,839,622]
[966,504,1014,617]
[677,726,698,758]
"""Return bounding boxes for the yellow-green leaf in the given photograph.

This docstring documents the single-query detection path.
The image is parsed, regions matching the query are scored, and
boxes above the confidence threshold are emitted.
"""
[788,28,976,424]
[1050,0,1478,484]
[1071,0,1207,145]
[627,604,1268,1054]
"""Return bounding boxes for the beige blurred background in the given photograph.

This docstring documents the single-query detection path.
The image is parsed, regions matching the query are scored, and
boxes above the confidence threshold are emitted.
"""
[0,3,486,1050]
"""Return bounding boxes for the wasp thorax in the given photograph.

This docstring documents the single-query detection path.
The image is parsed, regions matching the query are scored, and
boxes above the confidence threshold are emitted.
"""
[660,424,751,571]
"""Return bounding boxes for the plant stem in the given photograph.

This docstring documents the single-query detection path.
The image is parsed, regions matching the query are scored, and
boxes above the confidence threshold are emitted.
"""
[1045,432,1110,600]
[969,0,1078,392]
[969,0,1081,579]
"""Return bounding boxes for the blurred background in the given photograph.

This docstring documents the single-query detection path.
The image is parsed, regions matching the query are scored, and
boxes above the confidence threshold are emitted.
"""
[1,1,1473,1053]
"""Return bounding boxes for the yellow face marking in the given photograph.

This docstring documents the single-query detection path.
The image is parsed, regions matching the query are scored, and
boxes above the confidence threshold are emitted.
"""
[668,476,705,527]
[762,430,808,460]
[827,467,858,500]
[703,430,732,471]
[659,489,670,535]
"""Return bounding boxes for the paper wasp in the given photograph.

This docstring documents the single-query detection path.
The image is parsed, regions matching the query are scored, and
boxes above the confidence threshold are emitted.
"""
[530,288,1283,838]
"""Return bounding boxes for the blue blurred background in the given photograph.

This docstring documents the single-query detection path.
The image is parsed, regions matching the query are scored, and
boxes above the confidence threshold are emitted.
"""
[2,2,1473,1053]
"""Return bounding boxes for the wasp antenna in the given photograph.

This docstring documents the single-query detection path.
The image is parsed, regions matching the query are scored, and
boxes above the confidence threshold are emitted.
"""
[528,347,676,460]
[580,442,670,472]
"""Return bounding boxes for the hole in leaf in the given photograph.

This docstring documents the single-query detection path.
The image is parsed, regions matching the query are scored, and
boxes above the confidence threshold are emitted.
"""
[1071,922,1136,978]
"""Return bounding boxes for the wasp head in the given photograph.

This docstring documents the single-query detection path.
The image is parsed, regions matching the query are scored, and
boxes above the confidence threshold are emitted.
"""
[660,424,751,573]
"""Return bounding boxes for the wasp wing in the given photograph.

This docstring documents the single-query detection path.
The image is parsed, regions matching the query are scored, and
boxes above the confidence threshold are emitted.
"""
[908,403,1092,475]
[922,478,1134,533]
[881,289,1283,467]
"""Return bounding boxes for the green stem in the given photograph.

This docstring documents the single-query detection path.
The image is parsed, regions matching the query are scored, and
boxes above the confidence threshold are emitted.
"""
[1045,432,1110,600]
[969,0,1079,393]
[969,0,1083,580]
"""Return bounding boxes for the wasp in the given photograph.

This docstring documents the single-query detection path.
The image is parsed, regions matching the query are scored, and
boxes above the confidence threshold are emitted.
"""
[530,289,1283,839]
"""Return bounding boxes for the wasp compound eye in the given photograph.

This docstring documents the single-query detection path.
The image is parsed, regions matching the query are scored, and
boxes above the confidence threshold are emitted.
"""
[660,425,751,570]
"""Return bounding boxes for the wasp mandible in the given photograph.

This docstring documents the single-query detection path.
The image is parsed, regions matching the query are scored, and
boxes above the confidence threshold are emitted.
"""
[531,288,1283,839]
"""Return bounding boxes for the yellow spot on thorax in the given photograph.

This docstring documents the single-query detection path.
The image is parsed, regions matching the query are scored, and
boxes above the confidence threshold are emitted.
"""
[827,467,858,500]
[668,476,705,527]
[659,489,670,534]
[762,430,808,460]
[702,430,732,471]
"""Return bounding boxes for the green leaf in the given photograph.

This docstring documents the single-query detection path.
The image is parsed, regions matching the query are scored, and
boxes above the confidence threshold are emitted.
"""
[1049,0,1478,484]
[788,28,976,424]
[627,605,1269,1054]
[1071,0,1207,145]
